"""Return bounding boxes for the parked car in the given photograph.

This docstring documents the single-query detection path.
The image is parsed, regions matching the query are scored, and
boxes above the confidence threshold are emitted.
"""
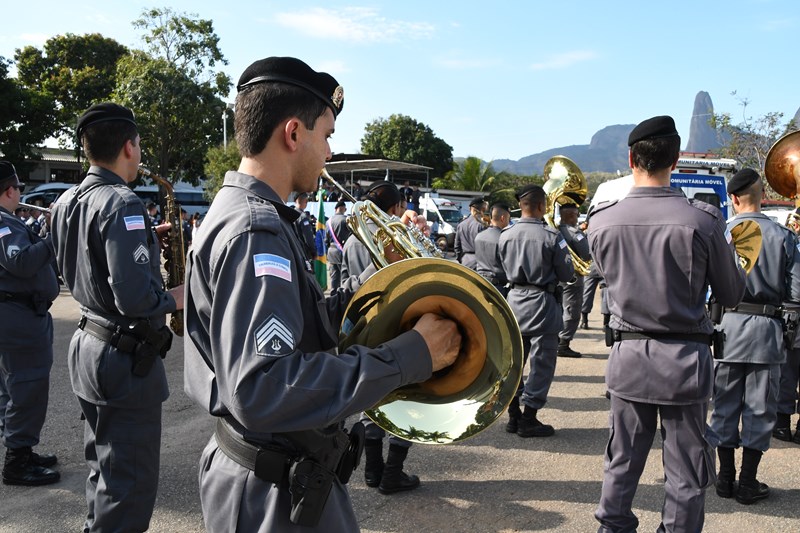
[21,182,75,206]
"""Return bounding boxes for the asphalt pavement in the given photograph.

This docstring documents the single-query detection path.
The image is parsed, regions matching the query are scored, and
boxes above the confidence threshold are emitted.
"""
[1,287,798,533]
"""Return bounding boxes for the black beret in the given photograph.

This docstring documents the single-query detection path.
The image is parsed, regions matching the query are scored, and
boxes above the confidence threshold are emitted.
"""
[146,201,157,209]
[0,161,17,182]
[628,115,680,147]
[727,168,761,195]
[366,181,401,211]
[237,57,344,117]
[76,102,137,139]
[469,197,486,208]
[516,184,543,201]
[560,202,580,210]
[335,201,347,209]
[490,201,510,213]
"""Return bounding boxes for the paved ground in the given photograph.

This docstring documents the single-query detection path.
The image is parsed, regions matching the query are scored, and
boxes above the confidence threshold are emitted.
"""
[1,287,799,532]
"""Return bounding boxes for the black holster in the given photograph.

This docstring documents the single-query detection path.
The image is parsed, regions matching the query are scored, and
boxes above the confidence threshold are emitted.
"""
[708,299,724,324]
[712,330,725,360]
[553,284,563,305]
[783,310,800,347]
[127,320,173,377]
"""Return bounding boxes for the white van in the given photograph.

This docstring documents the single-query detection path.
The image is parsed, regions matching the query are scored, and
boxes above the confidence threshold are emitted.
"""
[417,193,464,251]
[133,183,210,217]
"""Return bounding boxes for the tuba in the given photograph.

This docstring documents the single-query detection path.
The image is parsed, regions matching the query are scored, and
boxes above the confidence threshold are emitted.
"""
[542,155,592,276]
[765,130,800,232]
[321,170,524,444]
[138,165,185,336]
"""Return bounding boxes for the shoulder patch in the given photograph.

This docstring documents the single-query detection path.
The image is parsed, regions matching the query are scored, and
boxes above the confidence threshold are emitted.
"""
[255,314,295,357]
[0,226,10,239]
[124,215,146,231]
[253,253,292,281]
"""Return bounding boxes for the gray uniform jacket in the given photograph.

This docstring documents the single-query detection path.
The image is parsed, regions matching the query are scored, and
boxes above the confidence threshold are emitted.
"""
[454,215,485,269]
[589,187,745,404]
[719,212,800,364]
[474,226,507,285]
[499,218,574,335]
[326,213,350,265]
[341,234,372,280]
[294,208,316,261]
[183,172,432,530]
[51,166,175,407]
[558,223,591,265]
[0,207,59,351]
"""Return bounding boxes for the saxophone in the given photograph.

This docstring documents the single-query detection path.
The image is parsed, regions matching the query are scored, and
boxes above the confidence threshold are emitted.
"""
[138,165,185,336]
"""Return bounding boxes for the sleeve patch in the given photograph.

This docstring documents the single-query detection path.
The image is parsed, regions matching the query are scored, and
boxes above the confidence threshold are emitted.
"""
[133,243,150,264]
[124,215,146,231]
[724,229,732,244]
[558,237,568,249]
[0,226,10,239]
[253,253,292,282]
[255,314,295,356]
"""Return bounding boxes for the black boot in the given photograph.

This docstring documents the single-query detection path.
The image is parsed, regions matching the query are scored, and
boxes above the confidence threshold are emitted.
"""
[363,439,384,488]
[580,313,589,329]
[506,397,521,433]
[378,444,420,494]
[772,412,793,442]
[2,447,60,486]
[715,446,736,498]
[29,450,57,468]
[517,406,555,438]
[794,419,800,445]
[557,339,582,358]
[736,447,769,505]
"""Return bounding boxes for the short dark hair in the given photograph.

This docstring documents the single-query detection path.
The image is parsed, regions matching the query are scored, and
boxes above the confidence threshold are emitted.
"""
[519,186,545,210]
[82,121,138,165]
[235,83,329,157]
[630,136,680,173]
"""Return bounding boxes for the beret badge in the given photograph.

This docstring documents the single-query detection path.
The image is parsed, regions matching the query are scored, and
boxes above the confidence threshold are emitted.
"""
[332,86,344,111]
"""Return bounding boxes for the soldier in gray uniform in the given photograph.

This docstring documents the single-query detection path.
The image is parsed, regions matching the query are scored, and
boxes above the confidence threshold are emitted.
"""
[499,185,574,437]
[182,57,461,532]
[454,197,487,269]
[474,201,510,298]
[326,200,350,290]
[590,116,746,533]
[339,180,422,494]
[292,192,316,262]
[556,203,591,358]
[50,103,184,532]
[709,168,800,504]
[581,260,604,329]
[0,162,60,487]
[774,302,800,444]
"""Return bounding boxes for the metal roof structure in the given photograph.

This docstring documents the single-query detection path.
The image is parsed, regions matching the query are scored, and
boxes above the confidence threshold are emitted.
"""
[325,155,432,187]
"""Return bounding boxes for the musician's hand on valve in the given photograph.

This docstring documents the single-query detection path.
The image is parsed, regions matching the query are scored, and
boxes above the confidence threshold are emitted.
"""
[154,222,172,250]
[168,284,185,311]
[400,210,431,237]
[413,313,461,372]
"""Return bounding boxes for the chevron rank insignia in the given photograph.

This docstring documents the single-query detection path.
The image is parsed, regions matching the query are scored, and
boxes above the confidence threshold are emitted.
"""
[133,243,150,264]
[255,314,295,357]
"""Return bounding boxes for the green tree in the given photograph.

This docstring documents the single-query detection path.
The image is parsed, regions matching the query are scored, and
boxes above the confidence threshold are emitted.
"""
[435,156,497,192]
[0,57,55,175]
[204,139,241,201]
[116,8,232,184]
[360,114,453,179]
[14,33,128,144]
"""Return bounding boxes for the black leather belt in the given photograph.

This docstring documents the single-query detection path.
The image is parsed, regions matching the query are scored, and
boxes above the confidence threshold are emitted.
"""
[0,292,34,307]
[214,418,296,484]
[510,282,555,293]
[613,331,712,345]
[78,316,140,353]
[725,302,783,318]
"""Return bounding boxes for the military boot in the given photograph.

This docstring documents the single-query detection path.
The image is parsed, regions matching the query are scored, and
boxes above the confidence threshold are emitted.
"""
[2,446,60,486]
[378,444,420,494]
[580,313,589,329]
[517,406,555,438]
[715,446,736,498]
[29,450,58,468]
[506,396,522,433]
[363,439,384,488]
[772,412,793,442]
[794,420,800,445]
[736,447,769,505]
[557,339,582,358]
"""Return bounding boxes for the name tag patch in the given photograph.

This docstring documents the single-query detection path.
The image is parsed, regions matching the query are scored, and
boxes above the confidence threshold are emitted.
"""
[255,314,294,356]
[253,253,292,282]
[133,243,150,264]
[124,215,146,231]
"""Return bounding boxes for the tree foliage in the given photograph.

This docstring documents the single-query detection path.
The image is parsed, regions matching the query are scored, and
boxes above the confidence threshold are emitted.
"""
[360,114,453,179]
[204,139,241,201]
[435,156,497,192]
[14,33,128,144]
[0,57,55,174]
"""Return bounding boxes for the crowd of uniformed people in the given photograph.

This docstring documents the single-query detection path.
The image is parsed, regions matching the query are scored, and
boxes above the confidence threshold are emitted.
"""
[1,55,799,533]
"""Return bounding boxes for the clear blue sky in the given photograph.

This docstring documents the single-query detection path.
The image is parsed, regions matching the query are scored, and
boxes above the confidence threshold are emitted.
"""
[2,1,797,163]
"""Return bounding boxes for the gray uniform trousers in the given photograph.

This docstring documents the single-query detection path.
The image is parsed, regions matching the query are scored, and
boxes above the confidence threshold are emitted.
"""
[710,362,781,451]
[582,269,603,314]
[778,346,800,416]
[596,396,713,533]
[516,334,558,409]
[360,413,412,448]
[0,344,53,448]
[327,246,344,291]
[559,276,584,342]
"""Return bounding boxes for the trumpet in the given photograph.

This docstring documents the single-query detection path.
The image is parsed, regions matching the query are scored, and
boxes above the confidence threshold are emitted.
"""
[17,202,51,213]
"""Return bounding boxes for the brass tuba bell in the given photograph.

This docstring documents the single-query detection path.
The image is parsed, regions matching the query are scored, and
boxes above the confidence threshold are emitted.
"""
[542,155,592,276]
[321,170,524,444]
[765,130,800,232]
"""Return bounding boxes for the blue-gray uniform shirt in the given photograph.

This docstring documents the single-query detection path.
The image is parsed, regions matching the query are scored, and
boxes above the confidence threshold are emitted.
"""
[499,217,574,335]
[183,170,432,441]
[51,166,176,407]
[719,212,800,364]
[558,223,591,264]
[588,187,745,404]
[0,206,59,351]
[454,215,485,269]
[474,226,507,286]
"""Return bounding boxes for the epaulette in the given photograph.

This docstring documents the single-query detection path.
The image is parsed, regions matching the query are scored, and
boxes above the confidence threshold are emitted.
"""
[688,198,724,220]
[247,195,282,234]
[586,199,619,221]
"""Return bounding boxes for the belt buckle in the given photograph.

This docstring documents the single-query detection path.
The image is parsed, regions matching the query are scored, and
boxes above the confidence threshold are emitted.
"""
[78,316,87,329]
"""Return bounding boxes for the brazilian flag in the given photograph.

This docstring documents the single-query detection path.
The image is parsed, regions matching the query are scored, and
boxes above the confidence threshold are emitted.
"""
[314,178,328,289]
